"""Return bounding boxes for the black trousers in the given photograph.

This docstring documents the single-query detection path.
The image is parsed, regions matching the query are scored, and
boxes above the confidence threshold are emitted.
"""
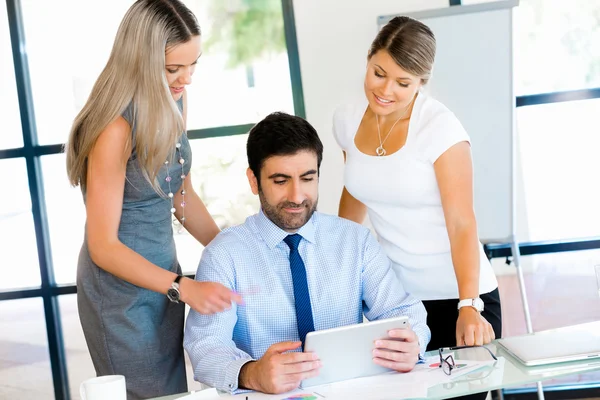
[422,288,502,400]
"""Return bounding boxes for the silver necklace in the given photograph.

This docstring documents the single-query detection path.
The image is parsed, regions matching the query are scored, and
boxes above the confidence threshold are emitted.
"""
[375,98,414,156]
[164,142,186,234]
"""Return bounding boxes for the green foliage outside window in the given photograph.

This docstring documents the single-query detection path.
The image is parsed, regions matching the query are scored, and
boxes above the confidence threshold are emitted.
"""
[204,0,286,68]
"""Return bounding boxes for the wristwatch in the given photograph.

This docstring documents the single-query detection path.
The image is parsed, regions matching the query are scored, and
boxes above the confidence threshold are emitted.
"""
[167,275,184,303]
[457,298,484,312]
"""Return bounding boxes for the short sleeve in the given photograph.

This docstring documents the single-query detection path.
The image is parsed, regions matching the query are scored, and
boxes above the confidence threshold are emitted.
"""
[332,103,363,152]
[420,111,470,163]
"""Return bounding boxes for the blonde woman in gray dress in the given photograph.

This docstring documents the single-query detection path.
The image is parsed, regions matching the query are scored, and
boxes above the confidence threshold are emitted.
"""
[65,1,242,398]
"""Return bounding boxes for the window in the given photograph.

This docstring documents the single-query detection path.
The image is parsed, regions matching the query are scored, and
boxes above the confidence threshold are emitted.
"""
[0,158,40,290]
[0,298,53,397]
[57,294,96,399]
[20,0,133,146]
[189,134,259,230]
[513,0,600,95]
[20,0,296,144]
[506,1,600,395]
[1,1,302,397]
[177,134,260,274]
[461,0,600,94]
[41,154,85,285]
[185,0,295,129]
[20,0,293,283]
[517,98,600,242]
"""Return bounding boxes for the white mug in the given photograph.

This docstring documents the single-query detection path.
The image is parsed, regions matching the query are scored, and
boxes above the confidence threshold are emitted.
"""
[80,375,126,400]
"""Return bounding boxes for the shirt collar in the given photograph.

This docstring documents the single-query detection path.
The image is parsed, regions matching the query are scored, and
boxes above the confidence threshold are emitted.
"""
[254,209,317,249]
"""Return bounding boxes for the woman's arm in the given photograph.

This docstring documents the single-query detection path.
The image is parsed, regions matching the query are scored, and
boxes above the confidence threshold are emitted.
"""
[339,187,367,224]
[173,174,220,246]
[434,141,494,346]
[86,117,180,294]
[85,117,239,312]
[338,151,368,224]
[173,89,220,245]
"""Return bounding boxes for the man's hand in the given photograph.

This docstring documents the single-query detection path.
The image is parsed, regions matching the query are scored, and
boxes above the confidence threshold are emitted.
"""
[456,307,495,346]
[372,327,420,372]
[239,341,321,394]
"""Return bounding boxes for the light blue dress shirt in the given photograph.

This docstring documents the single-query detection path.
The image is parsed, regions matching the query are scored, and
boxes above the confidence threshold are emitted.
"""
[184,211,430,393]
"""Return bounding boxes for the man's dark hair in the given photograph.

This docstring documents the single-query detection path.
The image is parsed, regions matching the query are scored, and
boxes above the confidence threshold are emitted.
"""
[247,112,323,185]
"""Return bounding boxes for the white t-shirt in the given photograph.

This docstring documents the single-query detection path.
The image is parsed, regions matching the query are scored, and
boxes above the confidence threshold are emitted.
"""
[333,91,497,301]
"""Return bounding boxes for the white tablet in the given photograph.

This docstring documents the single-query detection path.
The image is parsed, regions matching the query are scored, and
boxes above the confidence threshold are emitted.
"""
[301,316,409,388]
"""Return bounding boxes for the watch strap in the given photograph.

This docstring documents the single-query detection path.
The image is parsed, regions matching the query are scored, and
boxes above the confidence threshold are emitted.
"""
[167,275,183,303]
[457,298,484,312]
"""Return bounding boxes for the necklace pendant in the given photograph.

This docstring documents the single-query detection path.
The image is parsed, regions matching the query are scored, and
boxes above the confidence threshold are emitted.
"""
[376,146,386,157]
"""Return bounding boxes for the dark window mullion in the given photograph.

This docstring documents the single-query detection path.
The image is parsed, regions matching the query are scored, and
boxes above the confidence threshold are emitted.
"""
[6,0,69,399]
[282,0,306,118]
[187,123,255,140]
[0,284,77,302]
[0,146,25,159]
[516,87,600,107]
[35,143,64,156]
[485,237,600,259]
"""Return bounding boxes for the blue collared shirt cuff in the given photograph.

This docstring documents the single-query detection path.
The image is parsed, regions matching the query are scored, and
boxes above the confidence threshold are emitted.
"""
[414,328,430,357]
[223,358,254,394]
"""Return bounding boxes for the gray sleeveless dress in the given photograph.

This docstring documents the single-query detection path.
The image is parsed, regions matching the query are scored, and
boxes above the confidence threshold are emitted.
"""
[77,97,190,400]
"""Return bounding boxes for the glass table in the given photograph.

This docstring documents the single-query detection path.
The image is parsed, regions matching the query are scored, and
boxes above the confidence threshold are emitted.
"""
[152,321,600,399]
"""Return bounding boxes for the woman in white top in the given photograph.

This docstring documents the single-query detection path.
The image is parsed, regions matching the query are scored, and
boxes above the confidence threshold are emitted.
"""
[334,16,502,356]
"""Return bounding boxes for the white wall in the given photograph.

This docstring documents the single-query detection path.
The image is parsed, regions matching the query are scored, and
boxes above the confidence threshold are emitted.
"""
[292,0,452,214]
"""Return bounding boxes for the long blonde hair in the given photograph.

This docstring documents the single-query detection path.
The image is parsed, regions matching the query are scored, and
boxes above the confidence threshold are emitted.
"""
[65,0,200,192]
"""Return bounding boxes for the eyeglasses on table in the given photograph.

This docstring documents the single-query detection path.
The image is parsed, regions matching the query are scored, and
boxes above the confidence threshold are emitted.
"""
[438,345,498,376]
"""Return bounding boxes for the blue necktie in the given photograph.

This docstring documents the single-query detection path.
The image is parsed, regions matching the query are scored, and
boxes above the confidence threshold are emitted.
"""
[283,234,315,347]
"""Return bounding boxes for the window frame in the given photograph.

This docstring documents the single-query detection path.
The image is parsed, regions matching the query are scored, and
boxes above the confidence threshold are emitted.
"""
[0,1,304,399]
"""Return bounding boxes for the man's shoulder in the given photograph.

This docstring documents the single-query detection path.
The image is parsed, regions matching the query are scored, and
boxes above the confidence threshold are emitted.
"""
[313,212,371,239]
[204,216,257,253]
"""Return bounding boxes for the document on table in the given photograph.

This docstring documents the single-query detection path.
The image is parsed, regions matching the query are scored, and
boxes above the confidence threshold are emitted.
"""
[305,370,428,400]
[424,356,506,399]
[174,388,221,399]
[190,356,502,399]
[303,355,501,399]
[416,355,501,387]
[215,388,325,399]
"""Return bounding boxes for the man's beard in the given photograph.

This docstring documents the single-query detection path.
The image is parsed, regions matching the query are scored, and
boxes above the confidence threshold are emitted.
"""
[259,189,318,231]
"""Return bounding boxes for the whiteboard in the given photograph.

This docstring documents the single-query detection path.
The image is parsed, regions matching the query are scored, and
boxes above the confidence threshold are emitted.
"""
[379,0,518,243]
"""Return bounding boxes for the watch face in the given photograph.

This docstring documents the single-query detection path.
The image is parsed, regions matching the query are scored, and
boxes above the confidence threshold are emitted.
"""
[474,298,484,311]
[167,288,180,302]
